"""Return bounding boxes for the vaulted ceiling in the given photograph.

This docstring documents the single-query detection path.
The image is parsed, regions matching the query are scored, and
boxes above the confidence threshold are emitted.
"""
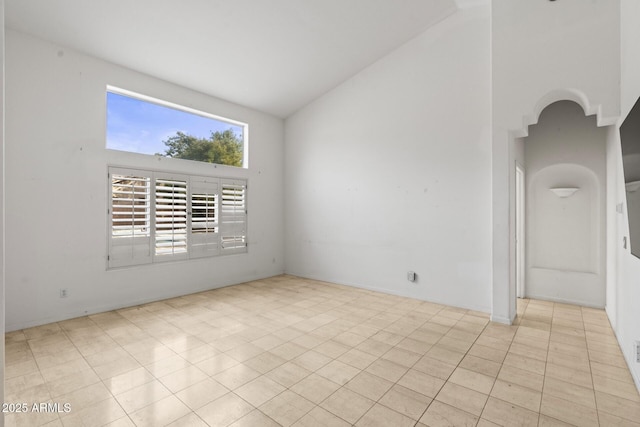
[6,0,467,117]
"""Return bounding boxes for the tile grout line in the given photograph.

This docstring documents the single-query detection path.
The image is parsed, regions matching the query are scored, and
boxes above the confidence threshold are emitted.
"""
[538,301,552,427]
[411,307,495,426]
[8,278,639,427]
[582,305,603,427]
[476,303,520,426]
[61,316,141,426]
[304,303,449,426]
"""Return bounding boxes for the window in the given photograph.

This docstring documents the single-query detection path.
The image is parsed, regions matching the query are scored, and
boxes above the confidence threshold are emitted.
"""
[220,180,248,250]
[108,167,247,268]
[190,177,220,259]
[106,87,248,168]
[154,175,188,259]
[110,170,152,267]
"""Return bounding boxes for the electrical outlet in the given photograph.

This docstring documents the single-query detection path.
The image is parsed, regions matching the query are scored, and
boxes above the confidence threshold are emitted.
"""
[635,341,640,363]
[407,271,417,282]
[60,289,68,298]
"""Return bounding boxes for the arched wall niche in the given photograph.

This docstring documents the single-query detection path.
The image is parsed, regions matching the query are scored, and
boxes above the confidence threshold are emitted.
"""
[528,163,600,273]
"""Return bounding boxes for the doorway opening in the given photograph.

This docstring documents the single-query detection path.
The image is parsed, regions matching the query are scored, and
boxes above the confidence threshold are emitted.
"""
[519,100,607,308]
[516,163,525,299]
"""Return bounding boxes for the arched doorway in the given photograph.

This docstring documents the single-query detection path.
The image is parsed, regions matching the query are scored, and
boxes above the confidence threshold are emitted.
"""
[517,101,607,307]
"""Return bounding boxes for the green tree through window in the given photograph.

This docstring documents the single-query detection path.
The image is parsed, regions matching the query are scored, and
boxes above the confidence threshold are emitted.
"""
[160,129,244,167]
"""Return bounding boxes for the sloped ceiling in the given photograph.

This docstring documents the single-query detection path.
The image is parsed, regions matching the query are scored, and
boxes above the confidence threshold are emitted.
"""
[6,0,458,117]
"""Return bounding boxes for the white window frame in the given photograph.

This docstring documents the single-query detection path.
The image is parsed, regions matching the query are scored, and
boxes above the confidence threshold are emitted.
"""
[108,167,247,269]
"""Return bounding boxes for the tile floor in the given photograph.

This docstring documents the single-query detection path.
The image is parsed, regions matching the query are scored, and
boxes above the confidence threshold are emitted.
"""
[4,275,640,426]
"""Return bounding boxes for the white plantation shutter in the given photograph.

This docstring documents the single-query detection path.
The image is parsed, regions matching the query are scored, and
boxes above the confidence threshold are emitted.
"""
[154,174,188,261]
[108,168,152,268]
[107,168,247,268]
[220,179,248,253]
[189,177,219,258]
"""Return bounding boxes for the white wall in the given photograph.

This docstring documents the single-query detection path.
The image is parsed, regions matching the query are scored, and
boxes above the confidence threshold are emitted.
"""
[609,95,640,390]
[606,126,620,332]
[524,101,606,307]
[1,0,5,422]
[492,0,620,323]
[4,30,285,331]
[608,0,640,394]
[621,0,640,119]
[493,0,620,129]
[284,6,492,312]
[607,125,640,392]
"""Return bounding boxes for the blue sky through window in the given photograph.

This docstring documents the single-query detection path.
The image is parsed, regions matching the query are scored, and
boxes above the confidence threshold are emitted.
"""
[106,91,244,156]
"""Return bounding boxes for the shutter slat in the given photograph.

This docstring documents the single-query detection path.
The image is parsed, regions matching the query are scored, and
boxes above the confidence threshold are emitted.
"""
[220,180,247,252]
[154,177,189,257]
[110,174,151,239]
[109,170,153,268]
